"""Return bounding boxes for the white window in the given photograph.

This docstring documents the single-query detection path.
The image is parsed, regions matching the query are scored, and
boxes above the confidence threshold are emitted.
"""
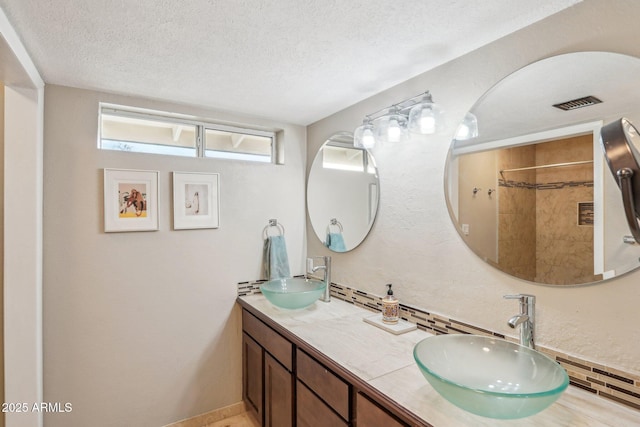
[205,126,274,163]
[99,104,277,163]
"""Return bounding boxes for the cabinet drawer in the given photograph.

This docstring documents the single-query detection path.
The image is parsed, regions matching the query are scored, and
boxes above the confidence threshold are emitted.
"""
[297,381,348,427]
[242,309,293,371]
[356,392,407,427]
[296,349,349,420]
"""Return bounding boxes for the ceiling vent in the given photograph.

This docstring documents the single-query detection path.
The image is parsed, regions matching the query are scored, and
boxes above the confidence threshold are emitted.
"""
[553,95,602,111]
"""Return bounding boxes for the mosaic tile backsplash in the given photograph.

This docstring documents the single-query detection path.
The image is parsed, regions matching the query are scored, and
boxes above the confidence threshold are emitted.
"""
[238,279,640,413]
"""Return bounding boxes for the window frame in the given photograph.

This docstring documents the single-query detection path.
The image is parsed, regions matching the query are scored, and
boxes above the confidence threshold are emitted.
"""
[99,103,278,163]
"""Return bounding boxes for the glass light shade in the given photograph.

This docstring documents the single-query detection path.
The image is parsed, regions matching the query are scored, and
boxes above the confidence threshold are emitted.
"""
[454,112,479,140]
[376,110,408,143]
[354,120,376,148]
[408,99,445,135]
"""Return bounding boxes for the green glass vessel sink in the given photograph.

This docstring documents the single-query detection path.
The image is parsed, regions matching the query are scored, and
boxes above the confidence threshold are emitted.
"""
[413,334,569,419]
[260,277,326,310]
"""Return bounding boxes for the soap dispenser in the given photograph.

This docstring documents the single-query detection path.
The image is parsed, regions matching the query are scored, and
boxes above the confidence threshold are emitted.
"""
[382,284,399,324]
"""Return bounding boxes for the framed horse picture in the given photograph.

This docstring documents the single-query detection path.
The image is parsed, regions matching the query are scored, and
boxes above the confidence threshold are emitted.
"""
[104,168,159,232]
[172,172,220,230]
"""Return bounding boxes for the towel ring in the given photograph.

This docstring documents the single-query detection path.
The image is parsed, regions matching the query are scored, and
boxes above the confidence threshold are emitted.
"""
[263,219,285,239]
[326,218,343,235]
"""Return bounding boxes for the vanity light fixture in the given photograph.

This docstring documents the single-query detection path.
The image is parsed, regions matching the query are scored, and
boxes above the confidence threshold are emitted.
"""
[354,91,444,148]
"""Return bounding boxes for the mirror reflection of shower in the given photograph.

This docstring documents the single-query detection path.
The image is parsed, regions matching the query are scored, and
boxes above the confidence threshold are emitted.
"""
[445,53,640,286]
[457,133,600,285]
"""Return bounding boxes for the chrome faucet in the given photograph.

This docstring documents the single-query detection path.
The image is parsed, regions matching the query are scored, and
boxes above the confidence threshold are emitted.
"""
[307,256,331,302]
[504,294,535,349]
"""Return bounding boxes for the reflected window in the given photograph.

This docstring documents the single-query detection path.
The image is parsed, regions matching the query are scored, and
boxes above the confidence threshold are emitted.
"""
[322,145,376,174]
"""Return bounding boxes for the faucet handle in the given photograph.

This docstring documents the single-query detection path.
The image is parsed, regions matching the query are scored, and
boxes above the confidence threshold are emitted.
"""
[503,294,535,303]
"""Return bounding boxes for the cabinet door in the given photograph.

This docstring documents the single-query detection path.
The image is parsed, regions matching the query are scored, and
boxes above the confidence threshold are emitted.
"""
[242,333,263,422]
[264,353,294,427]
[356,392,407,427]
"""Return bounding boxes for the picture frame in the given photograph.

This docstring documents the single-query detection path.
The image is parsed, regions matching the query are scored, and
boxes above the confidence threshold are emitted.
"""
[104,168,159,232]
[172,172,220,230]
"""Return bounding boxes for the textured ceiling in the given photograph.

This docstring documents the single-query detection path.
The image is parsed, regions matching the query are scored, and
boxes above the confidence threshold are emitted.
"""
[0,0,580,125]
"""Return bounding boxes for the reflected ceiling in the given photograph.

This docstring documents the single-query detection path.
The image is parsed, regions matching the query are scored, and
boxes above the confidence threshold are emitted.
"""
[456,52,640,149]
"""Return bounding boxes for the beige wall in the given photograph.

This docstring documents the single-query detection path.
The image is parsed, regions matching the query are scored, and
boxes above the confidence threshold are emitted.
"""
[4,84,44,427]
[0,82,4,427]
[457,150,498,263]
[307,0,640,374]
[0,10,45,426]
[0,9,46,427]
[43,85,306,426]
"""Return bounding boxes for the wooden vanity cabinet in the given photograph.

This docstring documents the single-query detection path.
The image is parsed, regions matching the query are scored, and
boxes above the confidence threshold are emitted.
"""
[264,353,294,427]
[242,333,264,420]
[356,392,406,427]
[242,310,294,427]
[296,348,349,426]
[241,306,419,427]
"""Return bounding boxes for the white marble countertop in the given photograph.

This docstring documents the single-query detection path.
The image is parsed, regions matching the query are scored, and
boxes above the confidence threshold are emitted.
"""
[239,294,640,427]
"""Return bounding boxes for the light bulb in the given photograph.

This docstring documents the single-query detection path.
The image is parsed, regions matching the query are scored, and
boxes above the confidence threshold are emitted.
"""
[408,93,444,135]
[455,123,470,139]
[354,119,376,148]
[419,109,436,134]
[387,118,402,142]
[361,128,375,148]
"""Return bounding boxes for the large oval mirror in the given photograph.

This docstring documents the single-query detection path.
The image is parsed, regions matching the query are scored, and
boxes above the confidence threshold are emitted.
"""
[445,51,640,286]
[308,132,379,252]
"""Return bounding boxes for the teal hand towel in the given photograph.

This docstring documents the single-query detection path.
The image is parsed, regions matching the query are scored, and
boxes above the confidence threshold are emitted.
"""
[263,235,291,280]
[325,232,347,252]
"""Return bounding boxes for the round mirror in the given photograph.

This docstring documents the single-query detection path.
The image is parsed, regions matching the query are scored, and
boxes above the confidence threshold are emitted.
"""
[307,132,379,252]
[445,52,640,286]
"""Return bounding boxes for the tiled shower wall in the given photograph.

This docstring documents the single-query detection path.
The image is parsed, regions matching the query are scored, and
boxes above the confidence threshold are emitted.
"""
[535,136,600,285]
[497,135,602,285]
[497,145,537,281]
[238,279,640,412]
